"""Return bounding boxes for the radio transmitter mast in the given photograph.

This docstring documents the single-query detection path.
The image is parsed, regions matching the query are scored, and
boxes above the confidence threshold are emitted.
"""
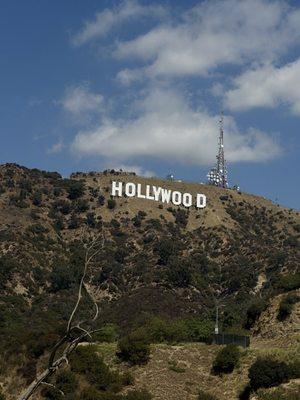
[207,112,228,188]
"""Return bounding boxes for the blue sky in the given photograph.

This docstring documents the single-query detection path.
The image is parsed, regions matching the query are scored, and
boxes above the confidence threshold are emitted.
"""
[1,0,300,209]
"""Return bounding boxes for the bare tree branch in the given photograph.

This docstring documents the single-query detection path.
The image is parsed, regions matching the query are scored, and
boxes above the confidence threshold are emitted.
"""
[41,382,65,397]
[17,228,105,400]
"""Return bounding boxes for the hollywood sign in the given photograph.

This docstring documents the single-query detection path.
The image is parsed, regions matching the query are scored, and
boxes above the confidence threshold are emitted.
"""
[111,181,207,208]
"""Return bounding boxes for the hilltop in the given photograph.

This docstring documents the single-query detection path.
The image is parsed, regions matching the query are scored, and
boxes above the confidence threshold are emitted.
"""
[0,163,299,399]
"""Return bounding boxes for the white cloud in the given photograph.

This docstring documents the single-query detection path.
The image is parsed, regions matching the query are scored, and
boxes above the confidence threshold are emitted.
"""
[60,84,103,117]
[72,0,167,46]
[71,86,280,165]
[224,59,300,114]
[47,140,64,155]
[108,164,155,177]
[114,0,300,81]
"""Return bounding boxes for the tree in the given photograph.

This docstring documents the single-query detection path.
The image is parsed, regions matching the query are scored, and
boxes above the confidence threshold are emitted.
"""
[17,230,105,400]
[117,331,150,365]
[277,293,299,321]
[244,299,268,330]
[212,344,240,375]
[248,357,289,390]
[67,181,85,200]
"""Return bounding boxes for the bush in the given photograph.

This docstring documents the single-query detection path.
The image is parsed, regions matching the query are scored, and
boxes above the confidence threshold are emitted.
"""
[277,293,299,321]
[86,212,97,228]
[107,199,117,210]
[71,346,123,392]
[212,344,240,375]
[92,324,119,343]
[145,317,188,343]
[68,215,81,230]
[0,392,5,400]
[32,191,43,206]
[198,390,218,400]
[287,359,300,380]
[167,259,192,287]
[244,299,268,329]
[248,357,290,390]
[50,263,76,292]
[98,194,105,206]
[75,199,89,212]
[55,370,77,394]
[52,199,72,215]
[67,180,85,200]
[155,238,175,265]
[117,331,150,365]
[175,209,188,227]
[276,273,300,292]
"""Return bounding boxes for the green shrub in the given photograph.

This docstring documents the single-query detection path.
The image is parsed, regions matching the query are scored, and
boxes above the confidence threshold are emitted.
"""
[140,316,213,344]
[50,264,75,292]
[0,392,5,400]
[86,212,97,228]
[212,344,240,375]
[41,386,63,400]
[98,194,105,205]
[107,199,117,210]
[117,331,150,365]
[68,214,81,229]
[175,209,188,227]
[52,200,72,215]
[167,259,192,287]
[277,294,299,321]
[154,238,175,265]
[248,357,289,390]
[55,370,77,394]
[32,191,43,206]
[67,180,85,200]
[92,324,119,343]
[198,389,218,400]
[287,359,300,380]
[71,346,123,392]
[244,299,268,329]
[75,199,89,212]
[276,273,300,292]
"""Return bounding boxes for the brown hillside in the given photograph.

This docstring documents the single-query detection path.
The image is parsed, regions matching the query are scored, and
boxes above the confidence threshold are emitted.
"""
[0,163,299,399]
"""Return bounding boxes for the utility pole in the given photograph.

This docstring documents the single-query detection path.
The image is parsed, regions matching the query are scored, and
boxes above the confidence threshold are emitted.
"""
[215,304,219,335]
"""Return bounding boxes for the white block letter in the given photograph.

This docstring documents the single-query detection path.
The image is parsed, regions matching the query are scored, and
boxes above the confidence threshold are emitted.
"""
[152,186,162,201]
[161,188,171,203]
[196,194,207,208]
[111,181,123,197]
[125,182,136,197]
[145,185,154,200]
[172,191,182,206]
[137,183,146,199]
[183,193,192,207]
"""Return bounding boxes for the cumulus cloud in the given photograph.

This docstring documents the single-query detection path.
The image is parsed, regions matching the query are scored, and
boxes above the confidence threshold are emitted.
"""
[72,0,167,46]
[71,86,280,165]
[60,84,103,118]
[224,59,300,114]
[47,140,64,155]
[108,164,155,177]
[114,0,300,81]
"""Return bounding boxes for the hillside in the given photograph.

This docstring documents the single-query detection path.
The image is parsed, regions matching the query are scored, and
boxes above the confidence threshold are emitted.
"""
[0,163,299,399]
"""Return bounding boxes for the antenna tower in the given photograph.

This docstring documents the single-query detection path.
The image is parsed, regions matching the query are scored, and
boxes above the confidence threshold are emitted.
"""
[207,112,228,188]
